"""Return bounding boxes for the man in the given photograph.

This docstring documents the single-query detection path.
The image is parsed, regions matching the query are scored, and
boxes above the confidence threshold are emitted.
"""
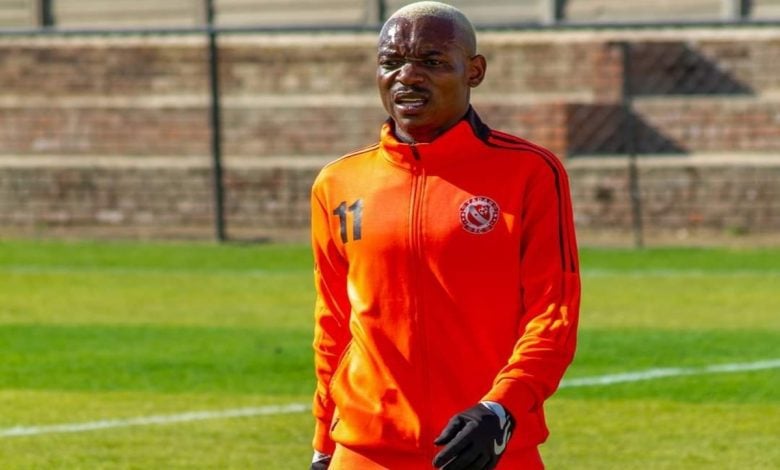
[309,2,580,469]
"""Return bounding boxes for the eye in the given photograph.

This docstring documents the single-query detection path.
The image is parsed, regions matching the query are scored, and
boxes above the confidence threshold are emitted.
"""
[423,59,443,67]
[379,58,403,69]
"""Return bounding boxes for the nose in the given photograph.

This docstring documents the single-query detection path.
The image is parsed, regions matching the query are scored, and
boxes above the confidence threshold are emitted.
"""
[396,61,425,85]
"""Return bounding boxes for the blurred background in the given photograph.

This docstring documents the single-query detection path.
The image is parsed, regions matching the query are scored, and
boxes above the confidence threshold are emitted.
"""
[0,0,779,246]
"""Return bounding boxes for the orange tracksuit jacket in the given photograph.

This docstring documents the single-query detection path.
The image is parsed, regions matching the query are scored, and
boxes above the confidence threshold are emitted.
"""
[311,109,580,468]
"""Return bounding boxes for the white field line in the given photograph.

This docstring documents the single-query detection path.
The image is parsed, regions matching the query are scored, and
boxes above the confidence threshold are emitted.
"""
[560,358,780,388]
[2,358,779,438]
[581,268,780,277]
[0,403,309,438]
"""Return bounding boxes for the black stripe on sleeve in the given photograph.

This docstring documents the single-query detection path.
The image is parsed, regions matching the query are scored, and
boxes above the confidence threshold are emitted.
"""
[486,132,577,273]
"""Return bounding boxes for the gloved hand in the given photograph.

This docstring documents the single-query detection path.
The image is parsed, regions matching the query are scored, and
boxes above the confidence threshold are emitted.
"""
[432,401,514,470]
[310,450,331,470]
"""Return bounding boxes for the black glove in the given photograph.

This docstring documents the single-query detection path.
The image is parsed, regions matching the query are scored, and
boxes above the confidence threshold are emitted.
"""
[432,402,514,470]
[310,452,330,470]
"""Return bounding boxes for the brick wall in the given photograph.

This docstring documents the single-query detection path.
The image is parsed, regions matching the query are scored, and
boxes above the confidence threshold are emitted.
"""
[0,30,779,241]
[0,156,322,240]
[570,157,780,235]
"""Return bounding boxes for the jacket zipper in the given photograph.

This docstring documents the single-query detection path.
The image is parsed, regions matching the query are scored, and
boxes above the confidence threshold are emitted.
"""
[411,144,421,160]
[409,143,432,458]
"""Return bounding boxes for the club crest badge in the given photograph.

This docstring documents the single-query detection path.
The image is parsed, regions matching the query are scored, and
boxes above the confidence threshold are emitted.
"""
[459,196,500,234]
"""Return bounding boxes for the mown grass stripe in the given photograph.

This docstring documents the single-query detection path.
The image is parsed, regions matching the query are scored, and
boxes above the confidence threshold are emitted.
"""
[3,358,778,439]
[0,265,307,277]
[3,265,780,277]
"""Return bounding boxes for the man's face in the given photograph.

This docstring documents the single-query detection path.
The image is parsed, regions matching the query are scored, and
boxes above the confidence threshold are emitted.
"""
[376,16,485,143]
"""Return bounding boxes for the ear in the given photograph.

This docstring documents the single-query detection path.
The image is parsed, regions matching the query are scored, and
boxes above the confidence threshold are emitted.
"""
[467,54,486,88]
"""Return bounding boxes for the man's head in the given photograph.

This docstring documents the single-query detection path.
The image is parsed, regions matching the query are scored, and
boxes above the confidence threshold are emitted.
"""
[376,1,486,143]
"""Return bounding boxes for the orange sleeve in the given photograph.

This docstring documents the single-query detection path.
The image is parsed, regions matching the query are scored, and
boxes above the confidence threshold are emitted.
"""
[310,184,352,455]
[482,154,581,417]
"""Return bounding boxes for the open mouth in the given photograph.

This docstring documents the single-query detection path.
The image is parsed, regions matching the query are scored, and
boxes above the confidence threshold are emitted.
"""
[393,92,429,114]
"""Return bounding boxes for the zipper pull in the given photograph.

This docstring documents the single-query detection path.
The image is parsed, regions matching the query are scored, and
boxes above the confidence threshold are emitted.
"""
[410,143,421,161]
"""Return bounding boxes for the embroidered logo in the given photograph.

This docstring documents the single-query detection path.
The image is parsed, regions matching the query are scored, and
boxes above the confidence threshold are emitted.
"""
[459,196,500,234]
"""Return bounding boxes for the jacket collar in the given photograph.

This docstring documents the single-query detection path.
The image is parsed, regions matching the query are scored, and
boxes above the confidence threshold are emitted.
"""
[379,107,491,171]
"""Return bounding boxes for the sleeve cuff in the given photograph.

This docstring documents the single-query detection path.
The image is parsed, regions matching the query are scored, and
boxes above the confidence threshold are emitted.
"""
[312,418,336,455]
[482,379,540,418]
[312,450,331,463]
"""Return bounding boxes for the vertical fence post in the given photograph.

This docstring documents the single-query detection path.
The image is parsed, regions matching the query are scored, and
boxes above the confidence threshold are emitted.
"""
[378,0,387,23]
[39,0,54,27]
[205,0,227,242]
[721,0,752,20]
[739,0,752,19]
[620,42,644,249]
[555,0,567,23]
[365,0,386,25]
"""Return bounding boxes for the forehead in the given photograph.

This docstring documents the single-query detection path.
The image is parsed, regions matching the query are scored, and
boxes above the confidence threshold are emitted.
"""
[378,16,461,54]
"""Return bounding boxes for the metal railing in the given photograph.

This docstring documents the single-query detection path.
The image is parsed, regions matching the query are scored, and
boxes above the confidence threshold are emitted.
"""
[1,0,778,31]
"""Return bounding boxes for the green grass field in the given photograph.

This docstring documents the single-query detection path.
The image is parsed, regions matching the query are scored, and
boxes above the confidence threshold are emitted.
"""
[1,240,778,469]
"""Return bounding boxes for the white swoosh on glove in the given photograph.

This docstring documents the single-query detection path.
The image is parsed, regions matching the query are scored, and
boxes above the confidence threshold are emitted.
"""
[494,425,511,455]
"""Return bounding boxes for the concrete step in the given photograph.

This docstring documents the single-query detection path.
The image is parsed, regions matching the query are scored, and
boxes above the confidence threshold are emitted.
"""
[569,154,780,237]
[217,0,366,26]
[565,0,725,22]
[3,32,779,100]
[384,0,545,24]
[0,154,322,239]
[0,0,36,27]
[754,0,780,18]
[565,96,780,156]
[2,96,779,158]
[632,96,780,153]
[1,153,779,240]
[53,0,203,27]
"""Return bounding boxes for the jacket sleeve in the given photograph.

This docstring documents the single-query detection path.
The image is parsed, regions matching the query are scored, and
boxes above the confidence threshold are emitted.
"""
[482,154,581,417]
[310,183,353,455]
